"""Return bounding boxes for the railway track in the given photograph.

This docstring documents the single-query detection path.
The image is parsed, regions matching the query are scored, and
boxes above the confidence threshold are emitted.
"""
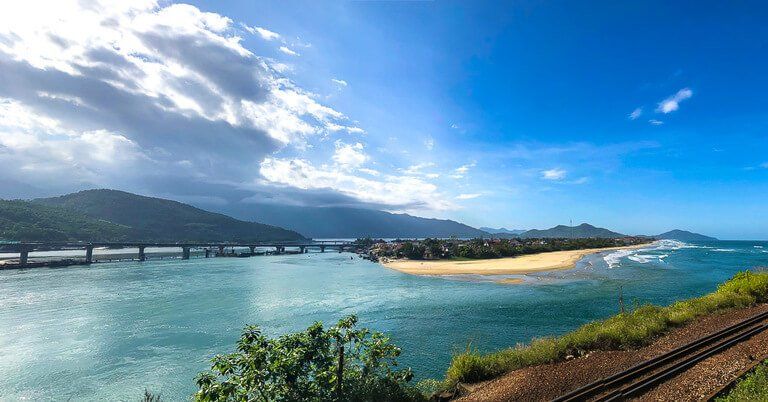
[551,310,768,402]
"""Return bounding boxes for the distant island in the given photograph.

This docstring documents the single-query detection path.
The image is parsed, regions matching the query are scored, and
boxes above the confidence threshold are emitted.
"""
[1,189,304,243]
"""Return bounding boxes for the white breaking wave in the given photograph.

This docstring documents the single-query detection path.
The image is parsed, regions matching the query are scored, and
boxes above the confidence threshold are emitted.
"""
[603,240,680,268]
[712,248,736,252]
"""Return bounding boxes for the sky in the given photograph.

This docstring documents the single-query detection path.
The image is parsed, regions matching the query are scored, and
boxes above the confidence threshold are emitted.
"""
[0,1,767,239]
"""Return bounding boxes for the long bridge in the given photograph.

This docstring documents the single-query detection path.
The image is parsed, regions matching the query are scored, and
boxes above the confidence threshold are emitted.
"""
[4,240,356,268]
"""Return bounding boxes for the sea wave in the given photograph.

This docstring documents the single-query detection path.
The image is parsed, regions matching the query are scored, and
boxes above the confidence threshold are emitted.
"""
[712,248,736,252]
[603,239,680,268]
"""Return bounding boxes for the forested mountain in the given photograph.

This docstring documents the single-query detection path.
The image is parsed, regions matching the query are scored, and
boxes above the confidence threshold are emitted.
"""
[31,190,305,242]
[480,226,526,236]
[655,229,717,241]
[0,199,132,242]
[216,203,488,239]
[519,223,625,239]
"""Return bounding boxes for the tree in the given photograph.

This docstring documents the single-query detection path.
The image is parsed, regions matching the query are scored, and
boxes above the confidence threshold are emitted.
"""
[194,315,424,402]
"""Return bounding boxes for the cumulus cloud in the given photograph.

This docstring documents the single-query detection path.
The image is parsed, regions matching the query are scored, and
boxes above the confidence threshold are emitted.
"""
[542,168,566,180]
[450,162,476,178]
[629,107,642,120]
[279,46,299,56]
[259,157,454,211]
[656,88,693,114]
[0,0,399,204]
[332,140,368,169]
[242,24,280,41]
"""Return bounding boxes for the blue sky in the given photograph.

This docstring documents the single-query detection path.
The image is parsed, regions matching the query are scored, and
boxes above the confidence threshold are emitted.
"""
[0,1,766,239]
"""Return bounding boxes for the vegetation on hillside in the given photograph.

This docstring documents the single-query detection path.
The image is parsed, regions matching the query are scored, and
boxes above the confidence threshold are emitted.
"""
[442,271,768,389]
[716,359,768,402]
[0,200,132,242]
[194,315,423,402]
[31,189,305,242]
[369,237,650,261]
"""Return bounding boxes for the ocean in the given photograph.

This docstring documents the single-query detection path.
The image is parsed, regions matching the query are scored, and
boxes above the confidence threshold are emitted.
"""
[1,240,767,400]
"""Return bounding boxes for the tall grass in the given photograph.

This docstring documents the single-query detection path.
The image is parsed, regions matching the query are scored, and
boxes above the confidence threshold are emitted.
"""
[716,360,768,402]
[443,271,768,388]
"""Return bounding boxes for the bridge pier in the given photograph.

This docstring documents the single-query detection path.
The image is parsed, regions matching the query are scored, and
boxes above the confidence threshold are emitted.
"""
[299,246,306,254]
[19,246,29,267]
[138,246,146,261]
[320,245,326,253]
[249,246,256,255]
[85,245,94,264]
[182,246,190,260]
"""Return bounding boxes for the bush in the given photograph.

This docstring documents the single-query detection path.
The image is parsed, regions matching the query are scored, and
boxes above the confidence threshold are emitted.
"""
[442,271,768,388]
[716,360,768,402]
[194,315,424,402]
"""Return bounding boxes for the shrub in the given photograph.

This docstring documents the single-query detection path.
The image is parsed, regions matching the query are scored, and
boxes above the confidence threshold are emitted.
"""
[442,271,768,388]
[194,315,424,402]
[716,360,768,402]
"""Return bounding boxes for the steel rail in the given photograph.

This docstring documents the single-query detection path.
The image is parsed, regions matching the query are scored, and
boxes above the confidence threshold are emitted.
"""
[552,309,768,402]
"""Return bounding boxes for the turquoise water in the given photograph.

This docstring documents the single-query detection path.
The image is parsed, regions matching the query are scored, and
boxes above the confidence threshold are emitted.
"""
[1,240,767,400]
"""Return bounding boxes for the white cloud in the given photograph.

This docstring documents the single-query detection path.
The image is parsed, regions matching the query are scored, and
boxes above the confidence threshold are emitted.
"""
[450,123,459,129]
[259,157,454,211]
[242,24,280,41]
[0,0,375,203]
[425,173,440,179]
[454,162,476,175]
[456,193,481,200]
[629,107,642,120]
[332,140,368,169]
[402,162,436,175]
[570,177,589,184]
[358,168,380,176]
[0,98,150,186]
[542,168,566,180]
[649,119,664,126]
[279,46,299,56]
[424,137,434,150]
[331,78,348,87]
[656,88,693,114]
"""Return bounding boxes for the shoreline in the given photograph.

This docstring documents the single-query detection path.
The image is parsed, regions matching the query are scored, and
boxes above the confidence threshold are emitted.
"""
[380,242,653,276]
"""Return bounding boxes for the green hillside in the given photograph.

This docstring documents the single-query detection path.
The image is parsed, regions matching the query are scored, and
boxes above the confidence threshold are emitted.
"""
[520,223,625,238]
[0,200,133,242]
[33,189,306,243]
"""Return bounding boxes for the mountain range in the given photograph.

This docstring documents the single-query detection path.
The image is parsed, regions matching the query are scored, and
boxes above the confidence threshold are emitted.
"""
[15,190,304,242]
[655,229,717,242]
[479,227,527,236]
[215,203,487,239]
[518,223,625,239]
[0,189,718,242]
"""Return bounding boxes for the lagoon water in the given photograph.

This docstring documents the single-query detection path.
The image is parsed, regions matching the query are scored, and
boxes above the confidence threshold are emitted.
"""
[2,240,768,400]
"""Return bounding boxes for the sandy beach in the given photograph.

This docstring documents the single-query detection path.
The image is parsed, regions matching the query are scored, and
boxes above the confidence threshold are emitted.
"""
[380,242,652,276]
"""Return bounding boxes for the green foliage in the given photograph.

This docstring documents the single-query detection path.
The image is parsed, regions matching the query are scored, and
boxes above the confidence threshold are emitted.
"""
[35,189,305,242]
[381,237,649,261]
[194,315,424,402]
[716,360,768,402]
[0,199,133,242]
[442,271,768,388]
